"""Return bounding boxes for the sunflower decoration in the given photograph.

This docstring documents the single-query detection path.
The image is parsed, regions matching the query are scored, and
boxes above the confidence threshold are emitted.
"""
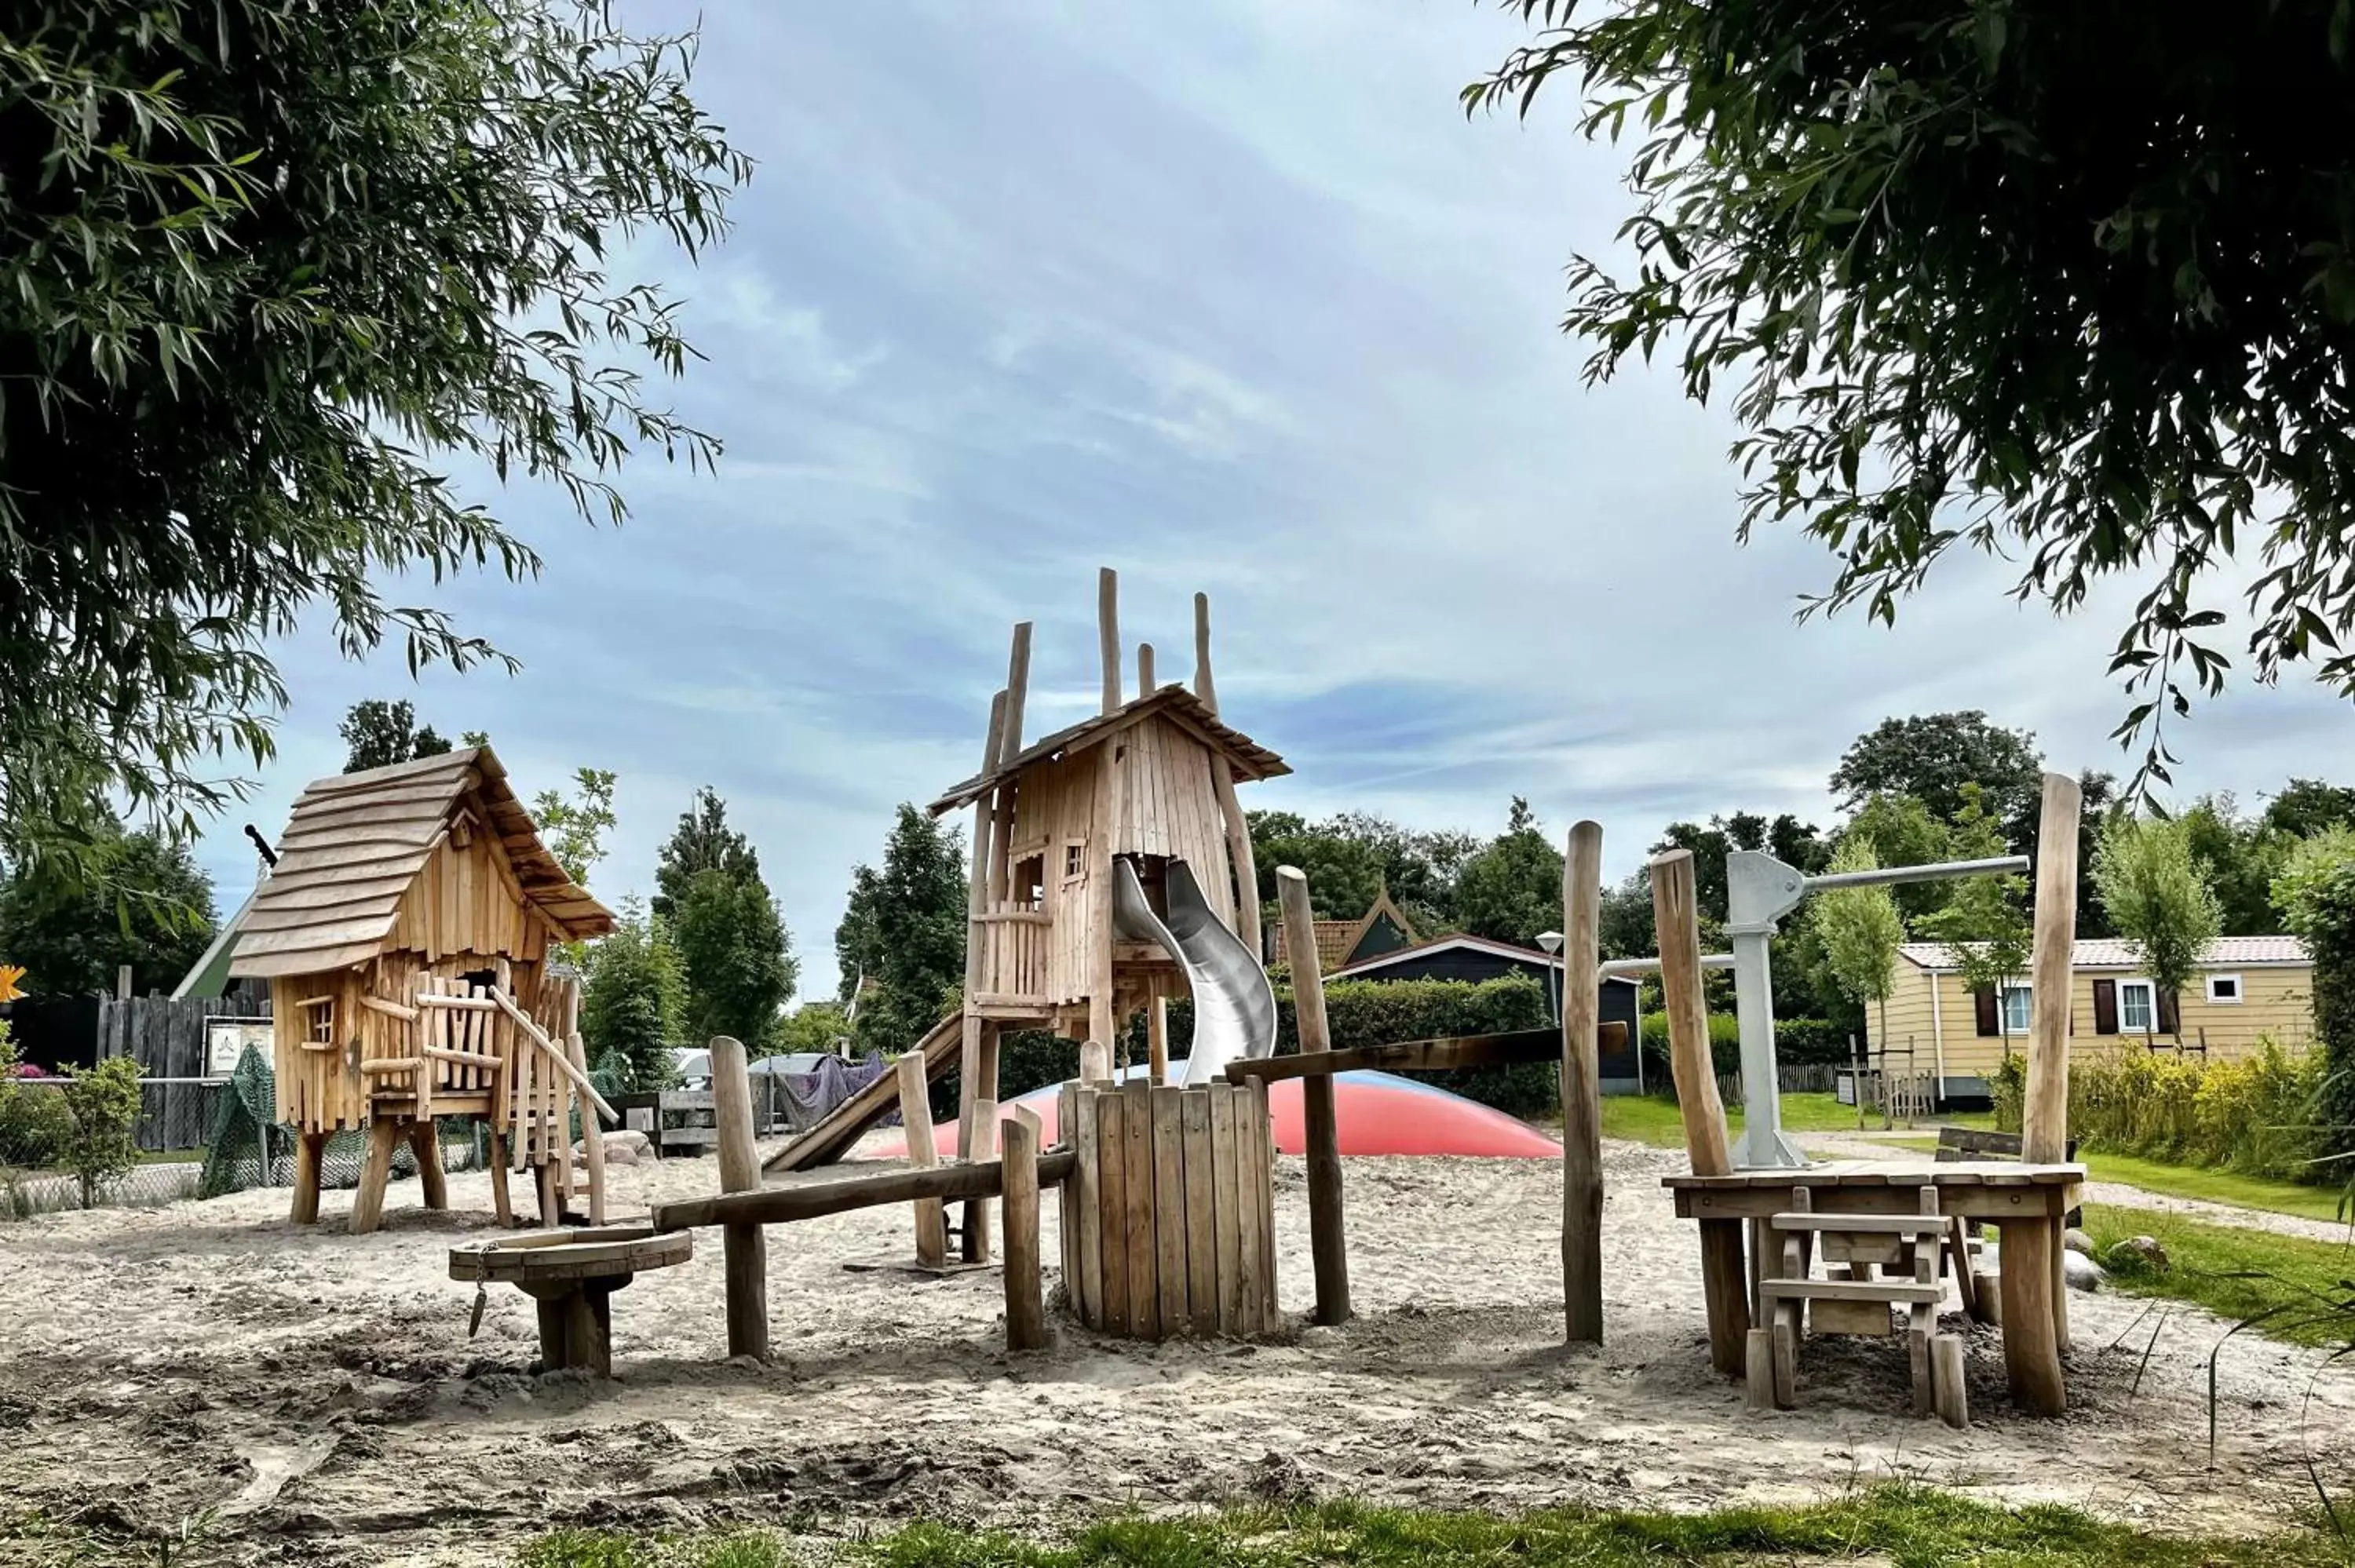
[0,965,22,1004]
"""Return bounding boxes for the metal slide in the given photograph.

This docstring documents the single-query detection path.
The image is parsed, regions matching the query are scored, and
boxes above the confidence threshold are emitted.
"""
[1112,858,1278,1085]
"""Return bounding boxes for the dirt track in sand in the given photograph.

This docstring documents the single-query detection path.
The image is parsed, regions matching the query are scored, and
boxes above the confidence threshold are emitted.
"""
[2,1136,2349,1565]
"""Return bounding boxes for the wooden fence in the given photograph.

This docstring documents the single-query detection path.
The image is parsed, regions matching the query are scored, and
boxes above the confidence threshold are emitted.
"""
[96,995,271,1150]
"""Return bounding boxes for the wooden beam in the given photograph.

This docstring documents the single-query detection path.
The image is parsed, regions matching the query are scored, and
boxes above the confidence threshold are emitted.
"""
[1561,819,1605,1345]
[1221,1026,1621,1081]
[1276,865,1350,1326]
[564,978,604,1227]
[2023,771,2081,1165]
[710,1034,769,1362]
[1192,592,1217,714]
[360,994,418,1023]
[1097,566,1121,715]
[652,1148,1078,1231]
[999,622,1033,771]
[1137,641,1155,700]
[416,994,498,1011]
[490,987,618,1125]
[1650,848,1733,1176]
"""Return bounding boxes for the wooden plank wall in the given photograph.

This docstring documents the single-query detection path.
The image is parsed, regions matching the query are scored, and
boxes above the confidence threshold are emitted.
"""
[385,831,550,968]
[271,951,547,1133]
[1112,717,1236,928]
[1064,1079,1273,1338]
[93,994,265,1150]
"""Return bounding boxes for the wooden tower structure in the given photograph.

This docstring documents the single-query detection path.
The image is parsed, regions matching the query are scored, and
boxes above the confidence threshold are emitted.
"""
[924,571,1287,1250]
[228,746,619,1234]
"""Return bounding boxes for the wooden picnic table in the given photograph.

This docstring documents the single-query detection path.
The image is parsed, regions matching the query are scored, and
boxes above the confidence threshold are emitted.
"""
[1663,1159,2084,1414]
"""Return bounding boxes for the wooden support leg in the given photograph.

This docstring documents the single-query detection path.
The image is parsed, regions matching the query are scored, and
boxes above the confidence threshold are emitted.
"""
[895,1052,948,1268]
[535,1293,571,1371]
[723,1223,768,1360]
[535,1159,561,1228]
[1696,1218,1751,1377]
[349,1120,403,1235]
[1002,1108,1047,1351]
[2050,1220,2071,1350]
[1999,1216,2065,1415]
[487,1130,513,1227]
[290,1131,327,1226]
[407,1124,448,1210]
[1771,1302,1800,1408]
[1743,1328,1776,1410]
[1302,1073,1351,1326]
[567,1285,612,1377]
[962,1023,1001,1263]
[1908,1302,1936,1418]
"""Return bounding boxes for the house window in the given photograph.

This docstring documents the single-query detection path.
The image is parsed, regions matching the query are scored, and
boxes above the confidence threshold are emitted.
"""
[2206,973,2244,1005]
[303,997,335,1045]
[2119,979,2156,1034]
[1999,984,2032,1035]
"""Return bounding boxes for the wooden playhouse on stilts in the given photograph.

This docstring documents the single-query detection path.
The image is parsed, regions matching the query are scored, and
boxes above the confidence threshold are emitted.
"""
[228,747,619,1234]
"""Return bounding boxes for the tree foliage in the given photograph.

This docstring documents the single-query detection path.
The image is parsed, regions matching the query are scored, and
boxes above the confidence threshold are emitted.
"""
[2092,815,2223,1037]
[579,899,686,1092]
[670,867,795,1049]
[0,822,215,996]
[338,699,451,774]
[1245,810,1476,928]
[1,0,749,888]
[1809,840,1906,1046]
[1470,5,2355,786]
[654,787,761,920]
[532,769,619,889]
[59,1058,144,1208]
[2275,848,2355,1153]
[1915,784,2033,994]
[1831,714,2043,848]
[1451,798,1566,947]
[835,805,966,1051]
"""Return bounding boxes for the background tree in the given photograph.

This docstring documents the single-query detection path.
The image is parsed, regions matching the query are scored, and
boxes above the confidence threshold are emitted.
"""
[2,1,749,892]
[834,806,967,1051]
[670,870,796,1049]
[1916,785,2035,997]
[337,699,451,774]
[1452,798,1566,947]
[772,1001,852,1058]
[58,1059,143,1208]
[0,824,215,995]
[2092,815,2224,1043]
[1836,794,1957,921]
[1246,810,1475,929]
[2262,779,2355,841]
[579,901,688,1091]
[1809,840,1907,1054]
[1472,6,2355,786]
[2178,794,2288,936]
[2273,843,2355,1154]
[654,788,761,920]
[1829,715,2043,848]
[533,769,619,889]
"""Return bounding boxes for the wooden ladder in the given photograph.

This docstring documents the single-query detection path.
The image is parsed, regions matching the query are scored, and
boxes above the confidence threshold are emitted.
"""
[1745,1184,1969,1428]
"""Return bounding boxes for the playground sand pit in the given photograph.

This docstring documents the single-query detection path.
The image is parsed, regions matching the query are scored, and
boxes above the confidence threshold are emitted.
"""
[1,1137,2348,1565]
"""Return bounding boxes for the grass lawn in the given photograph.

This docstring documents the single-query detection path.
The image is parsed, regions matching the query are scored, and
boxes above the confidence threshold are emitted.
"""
[1600,1090,1990,1148]
[493,1487,2347,1568]
[2079,1203,2355,1349]
[2079,1153,2351,1225]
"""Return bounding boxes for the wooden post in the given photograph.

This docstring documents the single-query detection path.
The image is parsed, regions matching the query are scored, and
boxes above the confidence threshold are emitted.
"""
[487,1129,513,1227]
[1932,1333,1970,1429]
[1999,1214,2065,1415]
[2023,771,2081,1165]
[961,687,1012,1260]
[1137,641,1156,699]
[1147,997,1170,1086]
[1088,733,1122,1052]
[349,1119,402,1235]
[1276,866,1351,1326]
[710,1034,768,1361]
[896,1052,949,1267]
[1079,1038,1112,1082]
[1651,850,1733,1175]
[1002,1106,1047,1351]
[1192,591,1218,714]
[563,979,604,1226]
[407,1124,448,1209]
[115,965,132,1001]
[290,1131,327,1225]
[1097,566,1122,714]
[1652,847,1746,1374]
[1561,821,1605,1344]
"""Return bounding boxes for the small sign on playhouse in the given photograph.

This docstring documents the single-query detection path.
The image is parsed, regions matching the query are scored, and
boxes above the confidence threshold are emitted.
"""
[206,1020,273,1078]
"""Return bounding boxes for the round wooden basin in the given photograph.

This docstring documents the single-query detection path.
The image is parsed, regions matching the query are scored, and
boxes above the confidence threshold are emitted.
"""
[449,1226,691,1375]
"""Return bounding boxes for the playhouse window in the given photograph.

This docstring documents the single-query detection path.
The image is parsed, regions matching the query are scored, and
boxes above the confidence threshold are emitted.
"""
[1013,854,1046,906]
[1064,842,1084,879]
[303,997,335,1045]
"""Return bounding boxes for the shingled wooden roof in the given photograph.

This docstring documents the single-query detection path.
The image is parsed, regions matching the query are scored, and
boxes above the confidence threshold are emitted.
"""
[228,746,616,979]
[928,686,1287,816]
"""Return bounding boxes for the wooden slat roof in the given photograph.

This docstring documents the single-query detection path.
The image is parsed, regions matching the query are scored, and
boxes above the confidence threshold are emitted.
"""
[228,746,617,979]
[927,686,1288,816]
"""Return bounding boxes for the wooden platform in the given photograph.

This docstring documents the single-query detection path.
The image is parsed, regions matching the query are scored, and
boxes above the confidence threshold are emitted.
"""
[1666,1160,2084,1220]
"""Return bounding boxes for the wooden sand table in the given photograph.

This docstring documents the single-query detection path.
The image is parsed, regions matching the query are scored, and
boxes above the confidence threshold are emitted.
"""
[450,1227,691,1377]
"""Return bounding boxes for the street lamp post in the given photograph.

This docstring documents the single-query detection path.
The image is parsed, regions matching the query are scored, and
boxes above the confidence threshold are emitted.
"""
[1536,930,1564,1026]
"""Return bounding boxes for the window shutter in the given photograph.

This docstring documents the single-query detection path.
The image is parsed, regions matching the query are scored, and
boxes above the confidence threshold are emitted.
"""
[2157,986,2181,1035]
[1973,986,1999,1037]
[2092,979,2119,1035]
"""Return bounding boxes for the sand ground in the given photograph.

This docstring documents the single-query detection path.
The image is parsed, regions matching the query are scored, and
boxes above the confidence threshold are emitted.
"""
[1,1136,2349,1566]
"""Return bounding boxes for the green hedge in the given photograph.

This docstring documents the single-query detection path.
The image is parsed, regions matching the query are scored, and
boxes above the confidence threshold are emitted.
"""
[2068,1042,2328,1184]
[1634,1012,1849,1076]
[944,974,1560,1119]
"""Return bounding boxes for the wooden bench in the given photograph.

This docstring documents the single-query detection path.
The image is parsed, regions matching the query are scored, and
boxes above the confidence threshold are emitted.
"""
[1745,1185,1968,1427]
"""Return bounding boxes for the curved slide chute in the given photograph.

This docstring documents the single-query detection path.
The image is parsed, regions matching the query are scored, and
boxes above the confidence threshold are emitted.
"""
[1112,858,1277,1085]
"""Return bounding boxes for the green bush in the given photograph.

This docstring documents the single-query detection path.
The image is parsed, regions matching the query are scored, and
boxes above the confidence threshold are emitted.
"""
[1638,1011,1742,1079]
[2280,850,2355,1159]
[1773,1017,1855,1065]
[2064,1041,2327,1184]
[0,1023,73,1172]
[59,1058,144,1207]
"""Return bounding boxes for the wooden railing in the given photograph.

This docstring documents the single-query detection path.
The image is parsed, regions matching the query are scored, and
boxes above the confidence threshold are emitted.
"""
[971,901,1050,1007]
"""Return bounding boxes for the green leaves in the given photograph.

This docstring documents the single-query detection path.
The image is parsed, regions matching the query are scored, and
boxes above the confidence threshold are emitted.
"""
[2,0,749,884]
[1472,0,2355,791]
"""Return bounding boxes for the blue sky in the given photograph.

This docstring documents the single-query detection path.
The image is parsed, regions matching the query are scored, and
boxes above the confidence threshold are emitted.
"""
[199,1,2351,1001]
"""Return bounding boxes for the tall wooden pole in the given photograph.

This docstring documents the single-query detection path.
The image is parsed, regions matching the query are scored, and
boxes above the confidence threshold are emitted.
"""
[1651,848,1746,1376]
[1137,642,1156,699]
[1002,1105,1048,1350]
[1276,866,1351,1326]
[710,1034,768,1361]
[1192,592,1218,714]
[1097,567,1122,714]
[960,690,1010,1261]
[2023,771,2081,1165]
[896,1050,948,1267]
[1561,822,1605,1344]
